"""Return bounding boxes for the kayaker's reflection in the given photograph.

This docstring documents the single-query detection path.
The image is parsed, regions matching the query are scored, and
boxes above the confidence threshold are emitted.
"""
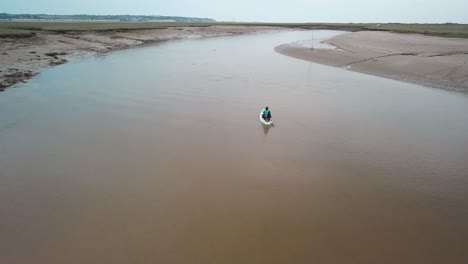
[263,123,273,135]
[263,125,270,135]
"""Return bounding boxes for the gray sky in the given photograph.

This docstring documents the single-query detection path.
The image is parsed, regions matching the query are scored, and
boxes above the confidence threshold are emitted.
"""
[1,0,467,23]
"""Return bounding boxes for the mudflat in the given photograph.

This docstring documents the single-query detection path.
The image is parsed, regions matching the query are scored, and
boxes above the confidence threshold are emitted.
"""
[275,31,468,93]
[0,25,283,91]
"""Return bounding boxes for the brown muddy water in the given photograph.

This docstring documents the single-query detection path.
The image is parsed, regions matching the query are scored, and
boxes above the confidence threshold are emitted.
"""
[1,31,468,264]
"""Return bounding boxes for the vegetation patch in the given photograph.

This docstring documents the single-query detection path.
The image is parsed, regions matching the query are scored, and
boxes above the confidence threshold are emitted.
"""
[1,21,467,38]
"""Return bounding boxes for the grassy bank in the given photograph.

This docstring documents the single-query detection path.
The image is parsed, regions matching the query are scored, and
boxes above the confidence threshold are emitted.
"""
[1,21,468,38]
[267,23,468,38]
[361,23,468,38]
[0,22,212,36]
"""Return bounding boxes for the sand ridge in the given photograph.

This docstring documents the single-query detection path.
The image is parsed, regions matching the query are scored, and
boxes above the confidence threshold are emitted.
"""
[275,31,468,94]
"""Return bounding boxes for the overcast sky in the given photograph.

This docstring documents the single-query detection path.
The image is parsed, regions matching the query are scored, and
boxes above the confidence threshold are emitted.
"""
[1,0,467,23]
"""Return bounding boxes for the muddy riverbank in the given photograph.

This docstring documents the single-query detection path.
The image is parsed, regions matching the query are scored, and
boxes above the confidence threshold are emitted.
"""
[0,25,283,91]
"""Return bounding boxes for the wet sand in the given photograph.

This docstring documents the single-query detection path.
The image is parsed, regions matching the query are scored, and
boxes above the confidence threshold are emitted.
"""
[0,25,284,91]
[275,31,468,93]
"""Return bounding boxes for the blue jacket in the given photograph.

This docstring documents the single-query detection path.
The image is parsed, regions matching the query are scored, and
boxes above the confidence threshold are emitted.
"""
[263,109,271,118]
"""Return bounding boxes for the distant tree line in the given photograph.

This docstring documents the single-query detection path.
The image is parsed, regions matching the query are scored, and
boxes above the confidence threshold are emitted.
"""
[0,13,215,22]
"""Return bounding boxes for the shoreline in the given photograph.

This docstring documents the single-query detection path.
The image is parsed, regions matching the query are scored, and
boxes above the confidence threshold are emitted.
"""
[275,31,468,94]
[3,27,468,95]
[0,25,285,92]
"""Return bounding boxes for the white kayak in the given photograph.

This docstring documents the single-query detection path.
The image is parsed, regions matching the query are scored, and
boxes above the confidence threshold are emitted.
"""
[259,110,273,126]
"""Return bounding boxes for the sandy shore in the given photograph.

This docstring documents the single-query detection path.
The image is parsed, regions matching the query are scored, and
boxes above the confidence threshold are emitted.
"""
[0,25,284,91]
[276,31,468,94]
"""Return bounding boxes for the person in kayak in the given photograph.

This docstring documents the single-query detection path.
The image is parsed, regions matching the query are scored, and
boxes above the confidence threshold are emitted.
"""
[262,106,272,122]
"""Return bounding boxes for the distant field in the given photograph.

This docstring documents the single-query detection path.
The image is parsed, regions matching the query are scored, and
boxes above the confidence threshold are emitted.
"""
[364,23,468,38]
[1,21,468,38]
[272,23,468,38]
[0,27,34,37]
[0,21,212,35]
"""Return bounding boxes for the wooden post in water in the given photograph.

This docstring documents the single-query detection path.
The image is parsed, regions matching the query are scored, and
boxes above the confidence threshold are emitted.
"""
[310,31,314,51]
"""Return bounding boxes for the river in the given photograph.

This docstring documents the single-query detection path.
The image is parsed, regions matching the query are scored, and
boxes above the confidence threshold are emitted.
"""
[1,30,468,264]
